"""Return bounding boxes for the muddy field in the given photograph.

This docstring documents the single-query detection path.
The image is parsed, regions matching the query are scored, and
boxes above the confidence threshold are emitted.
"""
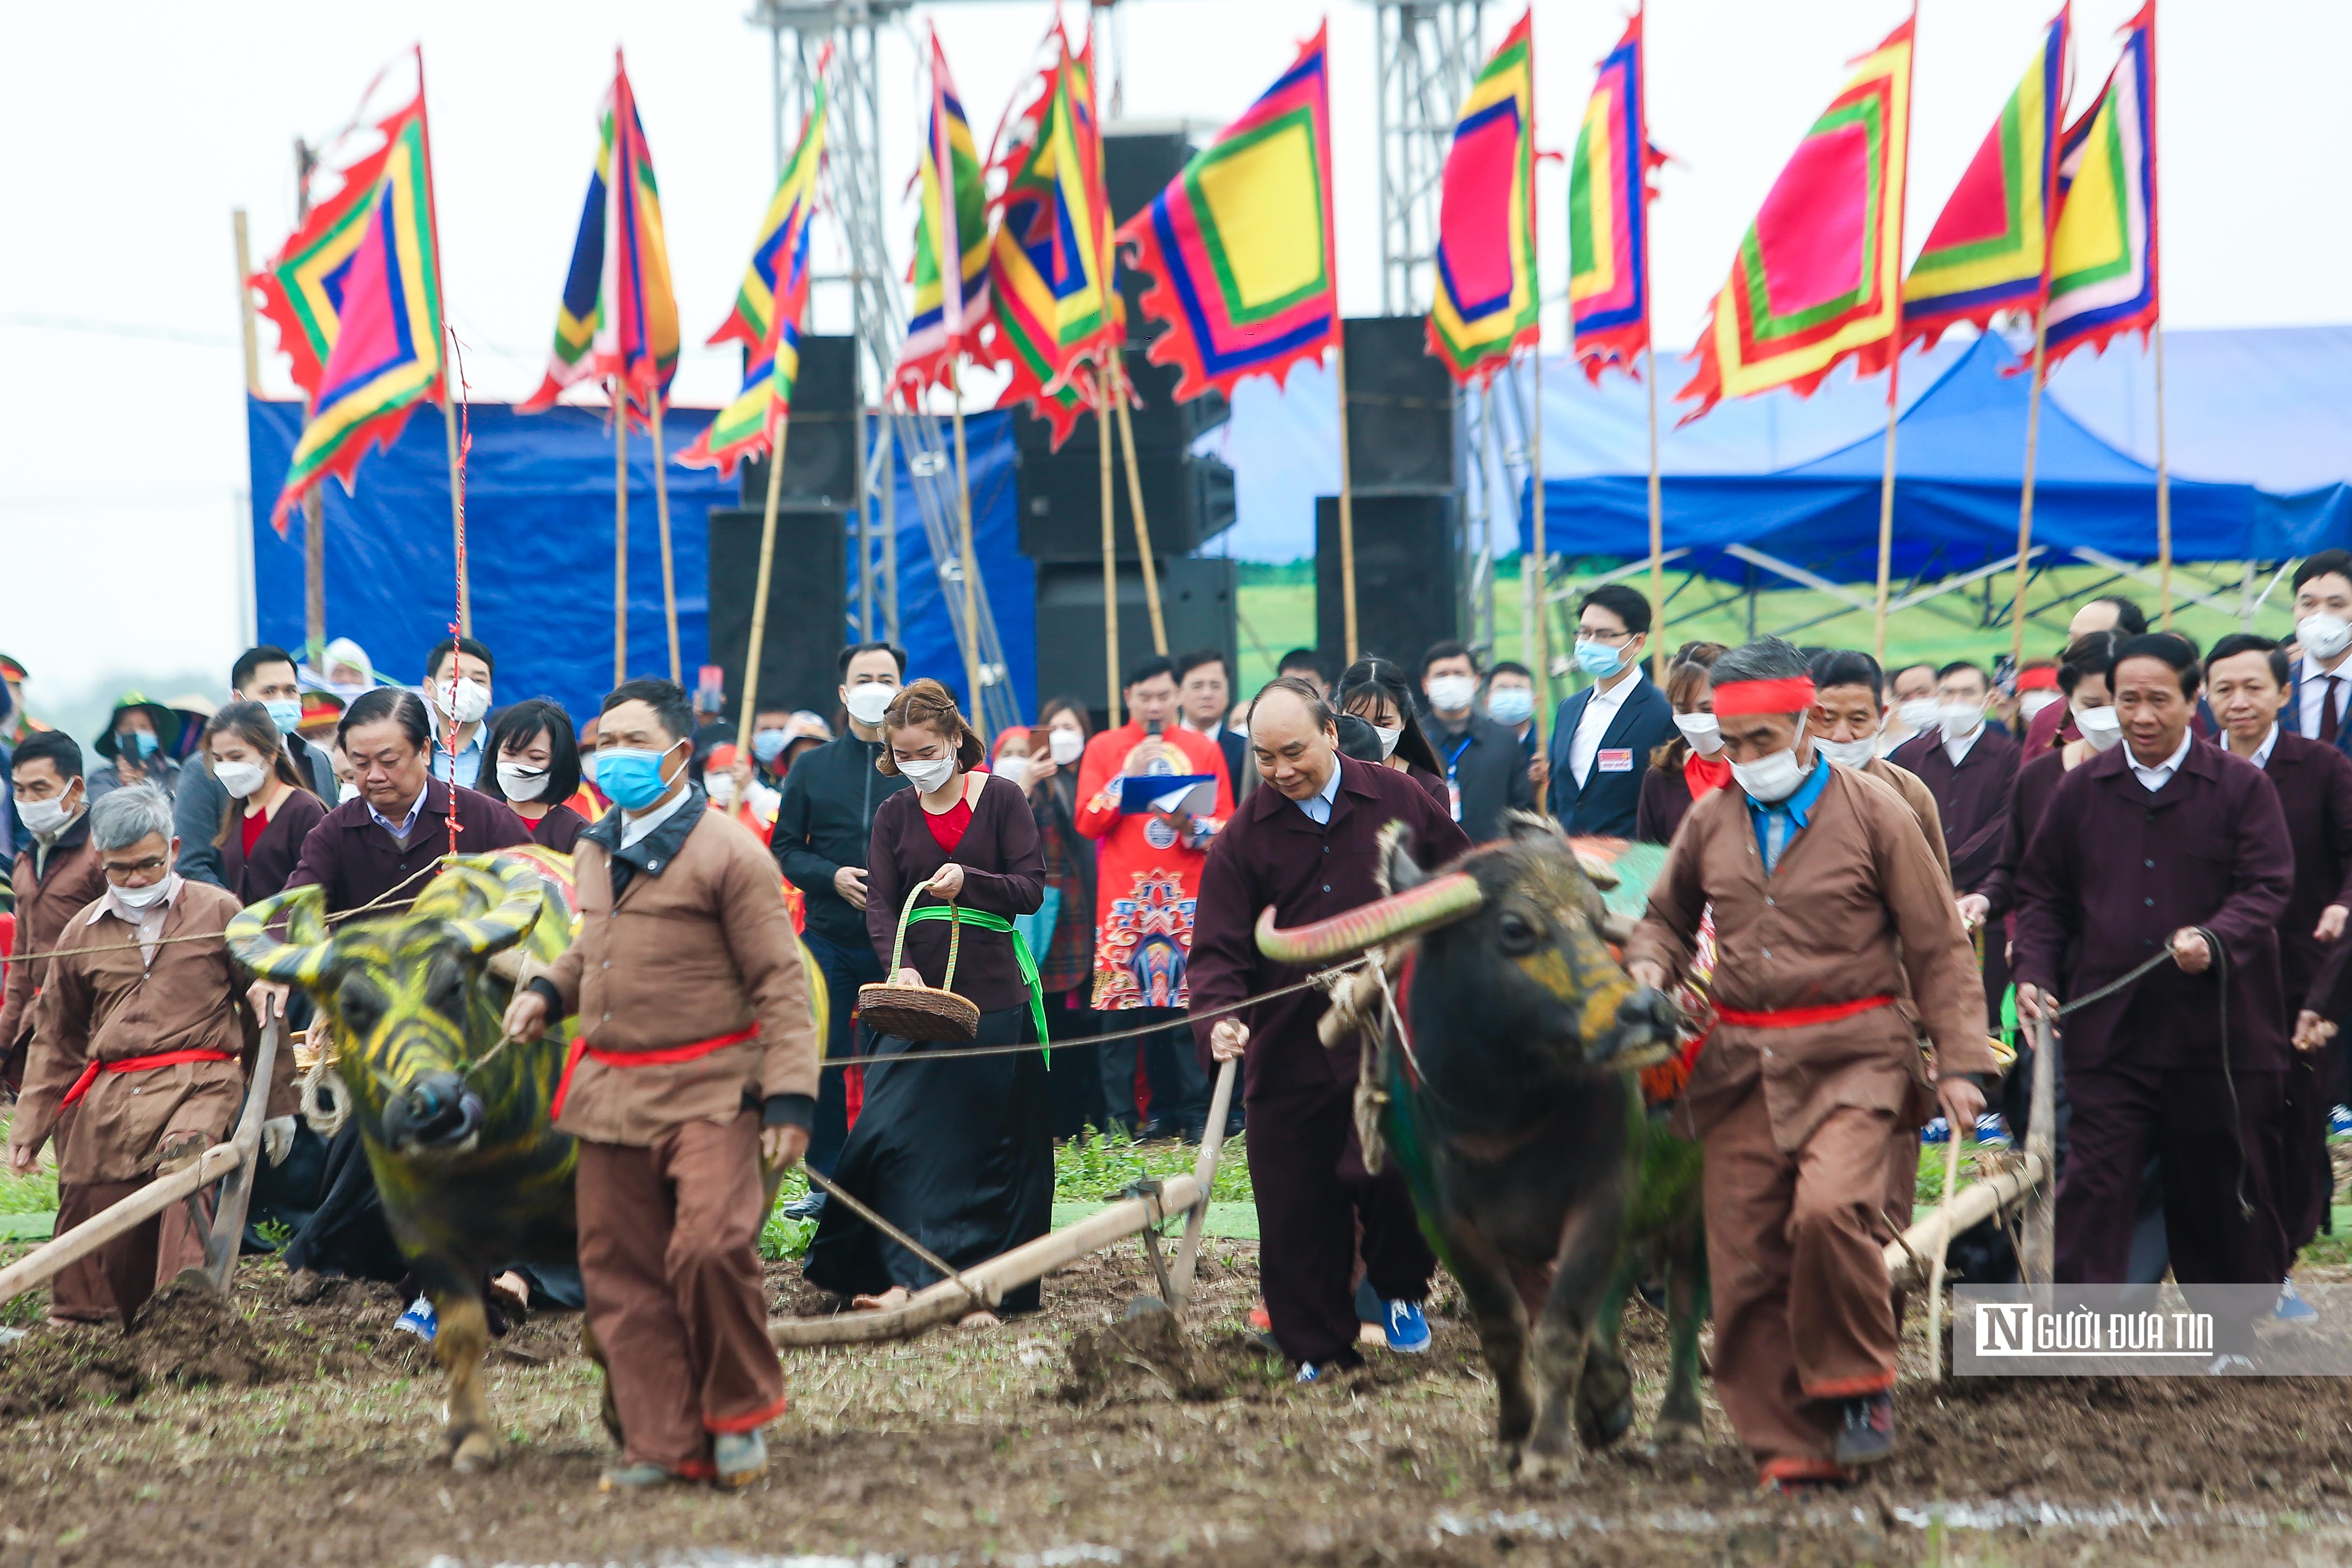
[3,1244,2352,1568]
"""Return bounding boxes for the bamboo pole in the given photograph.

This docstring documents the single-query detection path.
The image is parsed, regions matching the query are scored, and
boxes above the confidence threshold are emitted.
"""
[200,1015,281,1289]
[1871,357,1903,664]
[1099,384,1122,729]
[880,418,901,644]
[1926,1126,1966,1381]
[950,364,985,740]
[1169,1058,1238,1314]
[1113,363,1169,655]
[443,380,469,637]
[1528,354,1549,732]
[613,383,630,686]
[735,418,793,754]
[2154,323,2173,629]
[1335,338,1361,665]
[1882,1150,2046,1294]
[0,1144,244,1306]
[651,396,681,682]
[2022,1014,2057,1286]
[233,211,261,396]
[2009,313,2050,669]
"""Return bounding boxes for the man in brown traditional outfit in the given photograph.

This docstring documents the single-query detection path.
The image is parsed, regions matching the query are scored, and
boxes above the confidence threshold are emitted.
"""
[5,786,296,1324]
[1625,639,1992,1488]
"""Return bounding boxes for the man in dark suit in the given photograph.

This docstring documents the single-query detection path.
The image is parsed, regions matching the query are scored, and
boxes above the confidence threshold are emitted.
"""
[2016,635,2295,1343]
[1890,660,2020,1018]
[2282,550,2352,759]
[1175,649,1249,799]
[1545,584,1676,837]
[2206,633,2352,1271]
[1418,641,1533,842]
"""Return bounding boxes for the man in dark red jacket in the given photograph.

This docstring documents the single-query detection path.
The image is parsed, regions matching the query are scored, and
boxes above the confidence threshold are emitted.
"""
[1891,661,2020,1020]
[2204,633,2352,1267]
[1188,679,1471,1377]
[2015,635,2295,1316]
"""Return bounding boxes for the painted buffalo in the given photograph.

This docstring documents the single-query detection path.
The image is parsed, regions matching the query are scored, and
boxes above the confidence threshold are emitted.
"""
[1258,814,1705,1481]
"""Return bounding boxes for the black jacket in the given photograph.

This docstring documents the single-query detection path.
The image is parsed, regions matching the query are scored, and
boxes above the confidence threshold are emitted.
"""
[1425,713,1536,844]
[769,729,912,949]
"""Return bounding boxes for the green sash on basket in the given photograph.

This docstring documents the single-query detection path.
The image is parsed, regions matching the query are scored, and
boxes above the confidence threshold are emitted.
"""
[902,903,1050,1061]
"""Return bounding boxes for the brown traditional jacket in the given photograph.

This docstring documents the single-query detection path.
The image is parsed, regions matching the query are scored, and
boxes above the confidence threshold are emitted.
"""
[1862,756,1953,885]
[1,815,109,1055]
[14,882,293,1184]
[540,788,819,1146]
[1627,762,1995,1152]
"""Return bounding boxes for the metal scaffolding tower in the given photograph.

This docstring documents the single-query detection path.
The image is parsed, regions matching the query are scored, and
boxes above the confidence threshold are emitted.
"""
[1369,0,1485,316]
[752,0,1023,737]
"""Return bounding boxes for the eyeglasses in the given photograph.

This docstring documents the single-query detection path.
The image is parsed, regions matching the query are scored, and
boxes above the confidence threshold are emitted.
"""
[1576,627,1637,646]
[104,856,169,880]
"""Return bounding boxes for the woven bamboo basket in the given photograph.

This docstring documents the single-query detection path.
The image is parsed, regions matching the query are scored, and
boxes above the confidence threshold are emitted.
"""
[858,881,982,1043]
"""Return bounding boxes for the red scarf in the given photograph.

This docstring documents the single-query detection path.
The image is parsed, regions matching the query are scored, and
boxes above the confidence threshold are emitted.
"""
[1684,751,1733,798]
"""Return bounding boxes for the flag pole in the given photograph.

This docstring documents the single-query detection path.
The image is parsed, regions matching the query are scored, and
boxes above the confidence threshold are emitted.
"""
[613,380,629,686]
[2154,322,2172,629]
[1098,378,1122,729]
[950,363,985,743]
[1112,360,1168,655]
[1644,343,1665,682]
[1528,354,1548,727]
[737,416,793,754]
[443,373,470,638]
[651,394,681,682]
[2009,312,2049,668]
[1335,333,1360,665]
[1514,380,1536,686]
[1873,362,1902,665]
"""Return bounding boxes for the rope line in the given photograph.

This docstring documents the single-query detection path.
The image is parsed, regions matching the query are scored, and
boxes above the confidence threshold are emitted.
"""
[1,856,455,967]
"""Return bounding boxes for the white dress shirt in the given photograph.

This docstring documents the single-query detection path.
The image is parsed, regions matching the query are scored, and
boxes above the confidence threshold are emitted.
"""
[1568,675,1638,787]
[2251,722,2281,770]
[2297,654,2349,738]
[1293,758,1345,825]
[2127,730,2194,793]
[620,784,691,848]
[1941,722,1985,768]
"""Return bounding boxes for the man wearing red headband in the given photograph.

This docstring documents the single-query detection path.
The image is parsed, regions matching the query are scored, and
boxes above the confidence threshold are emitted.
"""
[1624,637,1994,1489]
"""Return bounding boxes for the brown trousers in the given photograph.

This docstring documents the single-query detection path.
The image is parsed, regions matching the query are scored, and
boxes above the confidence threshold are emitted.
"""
[1703,1090,1903,1474]
[49,1177,210,1326]
[575,1110,785,1472]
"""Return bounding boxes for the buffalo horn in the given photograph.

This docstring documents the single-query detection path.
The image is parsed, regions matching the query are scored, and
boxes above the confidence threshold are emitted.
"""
[444,855,547,959]
[226,886,336,985]
[1255,871,1485,965]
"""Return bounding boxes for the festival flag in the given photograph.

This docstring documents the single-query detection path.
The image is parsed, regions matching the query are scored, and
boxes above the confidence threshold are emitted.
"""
[1675,16,1915,422]
[269,90,447,530]
[1114,25,1338,403]
[1568,11,1665,381]
[2042,2,2157,365]
[678,71,826,476]
[985,33,1106,448]
[1427,13,1539,385]
[1902,8,2070,351]
[520,51,679,414]
[252,107,409,401]
[895,29,994,397]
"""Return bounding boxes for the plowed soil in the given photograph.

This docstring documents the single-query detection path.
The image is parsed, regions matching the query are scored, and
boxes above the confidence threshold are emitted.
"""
[2,1245,2350,1568]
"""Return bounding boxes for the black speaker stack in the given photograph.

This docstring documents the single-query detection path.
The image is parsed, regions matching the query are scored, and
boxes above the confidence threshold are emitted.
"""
[706,333,857,725]
[1314,316,1464,674]
[1013,127,1240,715]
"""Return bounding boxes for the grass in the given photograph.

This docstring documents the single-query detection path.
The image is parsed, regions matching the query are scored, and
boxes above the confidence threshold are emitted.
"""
[1232,555,2297,695]
[0,1112,59,1218]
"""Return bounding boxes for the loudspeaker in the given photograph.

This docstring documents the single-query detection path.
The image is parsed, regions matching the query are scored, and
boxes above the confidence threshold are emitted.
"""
[707,505,848,724]
[1343,316,1461,494]
[1009,347,1229,457]
[1316,493,1461,671]
[1032,555,1239,715]
[737,335,860,509]
[1017,450,1235,561]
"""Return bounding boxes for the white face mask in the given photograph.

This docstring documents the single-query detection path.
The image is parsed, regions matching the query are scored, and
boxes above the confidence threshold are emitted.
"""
[1672,711,1722,757]
[1731,718,1809,804]
[994,755,1032,790]
[1896,697,1941,732]
[2299,612,2352,662]
[1370,723,1404,759]
[434,675,491,726]
[844,683,898,727]
[338,780,361,805]
[1048,728,1084,765]
[113,873,177,910]
[1814,736,1877,769]
[19,793,77,837]
[2075,704,2124,752]
[704,772,735,809]
[1425,675,1478,713]
[2019,690,2062,721]
[581,754,599,786]
[497,761,550,802]
[1938,701,1985,739]
[900,756,956,794]
[214,760,269,799]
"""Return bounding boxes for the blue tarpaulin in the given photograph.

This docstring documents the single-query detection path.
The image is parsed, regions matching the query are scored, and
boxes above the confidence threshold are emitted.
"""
[247,399,1033,724]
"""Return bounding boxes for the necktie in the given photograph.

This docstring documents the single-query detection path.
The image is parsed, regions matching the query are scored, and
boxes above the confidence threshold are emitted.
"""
[2325,675,2342,744]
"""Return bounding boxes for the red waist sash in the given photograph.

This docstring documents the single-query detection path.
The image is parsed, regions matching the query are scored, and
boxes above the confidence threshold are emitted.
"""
[60,1047,239,1108]
[1713,995,1895,1029]
[549,1023,761,1121]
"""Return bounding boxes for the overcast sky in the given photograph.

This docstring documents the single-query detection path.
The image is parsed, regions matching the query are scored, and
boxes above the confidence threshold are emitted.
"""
[4,0,2345,720]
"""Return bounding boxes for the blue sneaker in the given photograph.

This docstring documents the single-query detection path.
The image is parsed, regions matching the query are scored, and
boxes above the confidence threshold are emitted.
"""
[394,1295,438,1342]
[1295,1362,1324,1384]
[2277,1279,2319,1322]
[1383,1299,1431,1354]
[2330,1104,2352,1137]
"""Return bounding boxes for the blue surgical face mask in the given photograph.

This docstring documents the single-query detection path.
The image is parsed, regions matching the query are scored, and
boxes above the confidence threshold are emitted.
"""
[264,698,304,736]
[1575,639,1627,678]
[1484,687,1534,726]
[596,744,679,811]
[751,727,790,764]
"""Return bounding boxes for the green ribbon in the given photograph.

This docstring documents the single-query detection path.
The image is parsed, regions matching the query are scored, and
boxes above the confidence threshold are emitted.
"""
[902,904,1050,1062]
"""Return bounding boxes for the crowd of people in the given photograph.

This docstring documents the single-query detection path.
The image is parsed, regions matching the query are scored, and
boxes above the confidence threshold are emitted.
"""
[1,548,2348,1489]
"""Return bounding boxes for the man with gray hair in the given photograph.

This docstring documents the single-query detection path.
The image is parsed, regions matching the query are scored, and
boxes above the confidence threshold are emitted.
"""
[5,786,297,1326]
[1624,638,1994,1488]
